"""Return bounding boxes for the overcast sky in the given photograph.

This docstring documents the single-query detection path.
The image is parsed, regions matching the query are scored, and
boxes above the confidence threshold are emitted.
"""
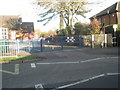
[0,0,120,32]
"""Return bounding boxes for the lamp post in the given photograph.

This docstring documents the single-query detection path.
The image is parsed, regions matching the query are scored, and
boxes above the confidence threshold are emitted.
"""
[113,24,117,47]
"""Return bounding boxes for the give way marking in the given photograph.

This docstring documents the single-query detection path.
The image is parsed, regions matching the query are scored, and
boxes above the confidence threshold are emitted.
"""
[31,63,36,68]
[36,61,79,65]
[30,56,118,67]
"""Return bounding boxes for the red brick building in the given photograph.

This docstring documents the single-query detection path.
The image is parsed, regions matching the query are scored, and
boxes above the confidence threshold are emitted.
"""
[0,15,22,39]
[0,15,34,39]
[90,1,120,34]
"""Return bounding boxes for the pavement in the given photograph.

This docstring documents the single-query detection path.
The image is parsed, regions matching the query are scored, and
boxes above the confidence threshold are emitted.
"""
[1,47,120,89]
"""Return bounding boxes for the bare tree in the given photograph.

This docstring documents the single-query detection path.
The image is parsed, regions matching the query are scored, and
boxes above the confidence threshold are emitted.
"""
[36,0,90,35]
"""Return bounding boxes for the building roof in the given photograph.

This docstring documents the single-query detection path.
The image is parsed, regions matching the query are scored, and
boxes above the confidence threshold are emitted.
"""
[21,22,34,33]
[0,15,22,28]
[90,1,120,19]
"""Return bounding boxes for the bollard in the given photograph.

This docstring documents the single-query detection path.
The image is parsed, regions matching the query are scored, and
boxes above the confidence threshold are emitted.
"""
[101,42,104,48]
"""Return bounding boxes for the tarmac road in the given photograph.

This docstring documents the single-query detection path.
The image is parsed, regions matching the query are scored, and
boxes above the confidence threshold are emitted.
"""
[1,47,119,89]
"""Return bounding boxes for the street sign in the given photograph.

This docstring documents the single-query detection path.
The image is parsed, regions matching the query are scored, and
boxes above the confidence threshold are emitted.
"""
[66,37,70,42]
[66,37,75,42]
[113,24,117,29]
[70,37,75,42]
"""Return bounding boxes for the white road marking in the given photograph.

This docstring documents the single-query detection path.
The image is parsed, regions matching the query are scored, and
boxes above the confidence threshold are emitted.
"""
[36,57,118,65]
[57,74,105,89]
[107,73,120,76]
[31,63,36,68]
[14,64,19,74]
[37,63,51,65]
[80,57,118,63]
[89,74,105,80]
[37,61,79,65]
[57,73,119,89]
[106,57,119,59]
[35,84,44,89]
[80,58,104,63]
[0,64,19,75]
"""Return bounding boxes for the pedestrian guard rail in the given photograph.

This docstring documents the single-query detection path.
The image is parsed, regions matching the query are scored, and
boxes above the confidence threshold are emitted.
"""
[0,39,19,57]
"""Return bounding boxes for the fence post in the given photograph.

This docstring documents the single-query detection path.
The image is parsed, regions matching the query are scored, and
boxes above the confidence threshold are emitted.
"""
[61,36,63,50]
[17,39,20,54]
[28,40,31,52]
[79,35,82,48]
[31,39,34,49]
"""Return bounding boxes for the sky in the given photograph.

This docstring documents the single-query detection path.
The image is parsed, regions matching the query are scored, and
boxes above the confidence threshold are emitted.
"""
[0,0,120,32]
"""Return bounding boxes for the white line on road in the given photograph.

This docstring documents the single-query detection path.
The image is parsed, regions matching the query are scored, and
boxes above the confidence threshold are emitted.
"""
[80,57,118,63]
[31,63,36,68]
[0,64,19,75]
[89,74,105,80]
[57,74,105,89]
[107,73,120,76]
[57,73,119,89]
[37,61,79,65]
[14,64,19,74]
[80,58,104,63]
[35,83,44,89]
[35,57,118,65]
[106,57,119,59]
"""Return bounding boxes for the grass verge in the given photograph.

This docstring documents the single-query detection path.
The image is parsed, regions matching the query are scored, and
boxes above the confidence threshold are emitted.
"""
[0,56,37,62]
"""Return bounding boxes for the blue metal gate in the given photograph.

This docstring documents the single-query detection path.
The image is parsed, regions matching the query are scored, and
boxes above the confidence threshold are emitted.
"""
[19,34,112,52]
[30,35,92,52]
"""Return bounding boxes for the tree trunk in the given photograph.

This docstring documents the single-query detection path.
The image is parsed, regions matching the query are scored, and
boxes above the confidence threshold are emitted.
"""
[60,11,64,30]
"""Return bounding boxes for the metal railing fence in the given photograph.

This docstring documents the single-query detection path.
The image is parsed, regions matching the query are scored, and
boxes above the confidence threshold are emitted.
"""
[0,39,19,57]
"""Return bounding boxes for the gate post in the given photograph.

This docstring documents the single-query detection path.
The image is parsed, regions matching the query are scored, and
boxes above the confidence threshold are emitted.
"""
[79,35,83,48]
[40,39,43,52]
[60,36,63,50]
[31,39,34,49]
[17,39,20,54]
[104,34,107,48]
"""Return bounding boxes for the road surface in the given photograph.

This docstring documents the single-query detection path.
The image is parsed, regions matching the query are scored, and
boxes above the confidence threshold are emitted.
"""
[1,47,119,89]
